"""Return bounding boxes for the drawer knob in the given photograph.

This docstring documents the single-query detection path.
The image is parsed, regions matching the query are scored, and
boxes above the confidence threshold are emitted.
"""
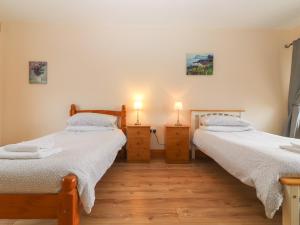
[137,131,140,135]
[137,142,140,145]
[176,132,179,135]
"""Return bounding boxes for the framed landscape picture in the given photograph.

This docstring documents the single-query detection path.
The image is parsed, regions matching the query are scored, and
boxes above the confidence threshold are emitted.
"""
[29,61,47,84]
[186,54,214,75]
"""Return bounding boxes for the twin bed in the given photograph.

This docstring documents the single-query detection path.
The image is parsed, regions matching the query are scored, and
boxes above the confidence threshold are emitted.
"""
[191,109,300,225]
[0,104,127,225]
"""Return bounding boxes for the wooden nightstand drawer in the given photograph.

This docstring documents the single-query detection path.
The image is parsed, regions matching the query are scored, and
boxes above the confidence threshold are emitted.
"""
[166,148,188,162]
[165,127,189,139]
[166,139,189,150]
[127,137,150,150]
[127,127,149,138]
[127,149,150,161]
[165,125,190,163]
[126,125,151,162]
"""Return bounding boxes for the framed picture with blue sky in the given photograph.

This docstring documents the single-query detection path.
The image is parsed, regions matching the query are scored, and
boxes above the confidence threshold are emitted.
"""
[186,54,214,75]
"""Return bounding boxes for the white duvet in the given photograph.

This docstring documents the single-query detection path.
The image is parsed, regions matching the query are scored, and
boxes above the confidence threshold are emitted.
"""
[193,129,300,218]
[0,128,126,213]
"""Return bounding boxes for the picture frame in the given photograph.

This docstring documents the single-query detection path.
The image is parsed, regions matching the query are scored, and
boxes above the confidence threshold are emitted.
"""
[29,61,47,84]
[186,54,214,75]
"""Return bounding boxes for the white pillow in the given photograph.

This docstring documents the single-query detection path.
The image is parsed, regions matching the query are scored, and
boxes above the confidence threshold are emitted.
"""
[65,126,115,132]
[200,125,254,132]
[67,113,117,127]
[200,115,251,127]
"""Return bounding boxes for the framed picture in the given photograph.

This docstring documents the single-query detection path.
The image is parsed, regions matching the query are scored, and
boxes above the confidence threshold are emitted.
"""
[29,61,47,84]
[186,54,214,75]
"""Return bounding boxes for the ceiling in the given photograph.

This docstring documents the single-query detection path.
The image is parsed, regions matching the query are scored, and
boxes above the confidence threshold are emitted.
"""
[0,0,300,28]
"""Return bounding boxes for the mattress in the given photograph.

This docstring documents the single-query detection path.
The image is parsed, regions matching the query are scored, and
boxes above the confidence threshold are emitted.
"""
[193,129,300,218]
[0,128,126,213]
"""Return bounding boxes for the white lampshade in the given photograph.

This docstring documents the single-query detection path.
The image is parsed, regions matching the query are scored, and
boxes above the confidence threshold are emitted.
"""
[134,100,143,110]
[174,101,183,110]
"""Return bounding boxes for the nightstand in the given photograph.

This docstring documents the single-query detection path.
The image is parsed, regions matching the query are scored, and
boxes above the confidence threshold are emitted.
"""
[126,125,151,162]
[165,125,190,163]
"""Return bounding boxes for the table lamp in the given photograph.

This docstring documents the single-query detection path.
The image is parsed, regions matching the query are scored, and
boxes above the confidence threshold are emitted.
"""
[134,100,143,125]
[174,101,183,126]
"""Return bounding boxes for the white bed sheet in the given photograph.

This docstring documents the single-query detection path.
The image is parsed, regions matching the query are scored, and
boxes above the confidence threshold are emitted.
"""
[0,128,126,213]
[193,129,300,218]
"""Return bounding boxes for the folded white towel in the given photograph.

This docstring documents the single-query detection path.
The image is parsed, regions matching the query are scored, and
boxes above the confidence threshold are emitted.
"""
[4,139,55,152]
[4,144,40,152]
[0,148,62,159]
[280,145,300,153]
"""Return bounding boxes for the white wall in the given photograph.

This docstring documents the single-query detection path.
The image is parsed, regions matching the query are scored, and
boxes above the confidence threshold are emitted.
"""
[1,22,287,148]
[0,22,3,145]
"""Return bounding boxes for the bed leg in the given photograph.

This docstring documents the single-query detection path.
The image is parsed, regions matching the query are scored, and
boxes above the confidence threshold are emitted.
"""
[58,175,80,225]
[191,144,196,160]
[282,184,300,225]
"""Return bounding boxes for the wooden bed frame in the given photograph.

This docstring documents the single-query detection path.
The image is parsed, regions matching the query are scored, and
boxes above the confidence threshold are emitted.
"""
[0,104,126,225]
[190,109,300,225]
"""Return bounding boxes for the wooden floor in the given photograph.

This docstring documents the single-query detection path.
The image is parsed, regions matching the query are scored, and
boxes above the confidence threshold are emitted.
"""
[0,159,282,225]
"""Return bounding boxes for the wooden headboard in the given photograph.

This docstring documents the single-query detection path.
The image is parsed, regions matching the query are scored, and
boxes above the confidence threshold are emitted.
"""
[69,104,126,133]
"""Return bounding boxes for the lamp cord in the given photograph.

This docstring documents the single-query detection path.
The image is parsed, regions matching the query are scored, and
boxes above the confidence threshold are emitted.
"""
[153,132,164,146]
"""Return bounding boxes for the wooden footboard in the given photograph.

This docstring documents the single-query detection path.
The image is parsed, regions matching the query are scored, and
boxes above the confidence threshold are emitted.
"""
[280,177,300,225]
[0,174,80,225]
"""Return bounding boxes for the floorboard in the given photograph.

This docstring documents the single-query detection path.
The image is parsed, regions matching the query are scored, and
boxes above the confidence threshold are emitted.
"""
[0,159,281,225]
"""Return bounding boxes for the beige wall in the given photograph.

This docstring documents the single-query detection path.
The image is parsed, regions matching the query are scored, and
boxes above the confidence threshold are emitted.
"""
[0,22,3,145]
[1,22,287,148]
